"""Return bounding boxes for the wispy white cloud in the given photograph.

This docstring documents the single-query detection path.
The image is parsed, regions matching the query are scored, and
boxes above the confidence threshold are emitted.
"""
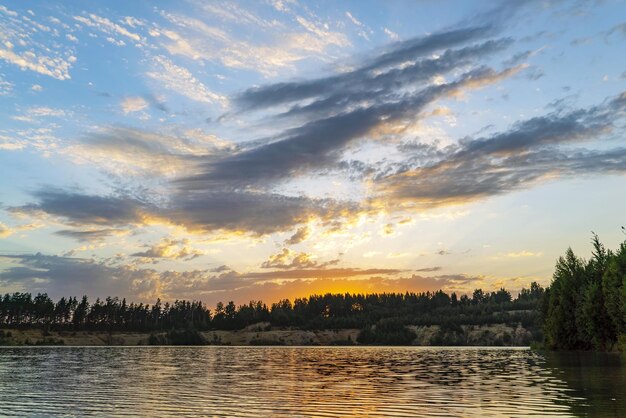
[121,97,149,114]
[0,5,76,79]
[157,6,349,76]
[73,14,142,44]
[0,43,74,80]
[26,107,67,117]
[345,12,364,27]
[270,0,297,13]
[502,251,543,258]
[295,16,349,47]
[384,27,399,40]
[11,106,68,123]
[345,11,373,41]
[146,55,228,106]
[0,75,13,95]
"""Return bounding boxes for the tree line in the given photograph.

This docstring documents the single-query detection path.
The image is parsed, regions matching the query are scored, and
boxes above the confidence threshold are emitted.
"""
[541,234,626,351]
[0,284,543,338]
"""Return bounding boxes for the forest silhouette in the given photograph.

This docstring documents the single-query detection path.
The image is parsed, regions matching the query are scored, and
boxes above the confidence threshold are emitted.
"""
[1,234,624,348]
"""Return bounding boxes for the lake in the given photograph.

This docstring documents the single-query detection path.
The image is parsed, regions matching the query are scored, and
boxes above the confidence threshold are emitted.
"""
[0,346,624,416]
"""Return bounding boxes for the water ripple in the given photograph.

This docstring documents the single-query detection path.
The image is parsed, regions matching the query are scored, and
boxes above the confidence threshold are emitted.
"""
[0,346,624,417]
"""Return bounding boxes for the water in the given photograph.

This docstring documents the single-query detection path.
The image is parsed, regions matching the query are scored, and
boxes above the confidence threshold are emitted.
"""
[0,347,624,417]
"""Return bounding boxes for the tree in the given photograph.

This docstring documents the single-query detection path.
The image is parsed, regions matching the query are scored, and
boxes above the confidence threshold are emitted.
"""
[544,248,586,349]
[603,242,626,335]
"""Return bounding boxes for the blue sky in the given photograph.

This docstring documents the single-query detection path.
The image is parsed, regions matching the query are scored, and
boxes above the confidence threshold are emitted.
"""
[0,0,625,305]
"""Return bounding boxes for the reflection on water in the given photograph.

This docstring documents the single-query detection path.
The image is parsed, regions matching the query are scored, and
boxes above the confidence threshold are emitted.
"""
[0,347,624,416]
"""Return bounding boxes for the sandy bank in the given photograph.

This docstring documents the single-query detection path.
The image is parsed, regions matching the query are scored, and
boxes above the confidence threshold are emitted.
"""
[0,323,533,346]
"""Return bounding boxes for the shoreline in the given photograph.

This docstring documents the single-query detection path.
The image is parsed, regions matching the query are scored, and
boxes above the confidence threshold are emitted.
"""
[0,323,533,347]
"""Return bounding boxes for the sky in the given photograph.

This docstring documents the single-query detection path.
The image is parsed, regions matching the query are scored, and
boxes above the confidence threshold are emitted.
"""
[0,0,625,306]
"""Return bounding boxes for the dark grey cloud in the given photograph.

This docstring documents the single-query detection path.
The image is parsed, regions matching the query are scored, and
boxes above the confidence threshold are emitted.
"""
[415,267,443,272]
[382,146,626,205]
[374,92,626,205]
[177,25,522,192]
[13,189,148,226]
[272,39,512,122]
[457,93,625,157]
[14,188,357,236]
[284,225,309,245]
[0,254,160,300]
[55,228,126,242]
[210,265,231,273]
[236,26,495,110]
[166,190,358,234]
[180,66,522,190]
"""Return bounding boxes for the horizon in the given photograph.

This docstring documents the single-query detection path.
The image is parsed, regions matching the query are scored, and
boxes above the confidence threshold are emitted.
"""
[1,0,625,307]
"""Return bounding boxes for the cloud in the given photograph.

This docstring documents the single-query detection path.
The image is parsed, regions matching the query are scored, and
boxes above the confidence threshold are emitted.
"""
[12,189,149,227]
[382,223,394,235]
[0,76,13,96]
[456,96,622,157]
[415,267,443,272]
[121,97,149,114]
[0,222,13,238]
[0,253,525,307]
[294,16,349,47]
[131,238,204,261]
[607,22,626,38]
[345,12,364,27]
[0,254,161,301]
[14,187,358,236]
[55,228,128,243]
[373,92,626,207]
[7,22,520,242]
[0,6,75,80]
[285,225,310,245]
[6,8,624,244]
[73,13,142,43]
[12,108,67,123]
[210,265,231,273]
[236,26,498,110]
[383,28,399,40]
[146,55,228,106]
[261,248,339,269]
[184,63,520,190]
[501,251,542,258]
[242,267,401,280]
[0,47,73,80]
[166,190,358,235]
[65,126,229,177]
[157,7,348,76]
[0,253,403,305]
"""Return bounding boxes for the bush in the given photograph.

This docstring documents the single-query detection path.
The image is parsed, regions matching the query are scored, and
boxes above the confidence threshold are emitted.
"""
[357,319,416,345]
[167,329,207,345]
[249,338,285,345]
[148,333,165,345]
[617,334,626,353]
